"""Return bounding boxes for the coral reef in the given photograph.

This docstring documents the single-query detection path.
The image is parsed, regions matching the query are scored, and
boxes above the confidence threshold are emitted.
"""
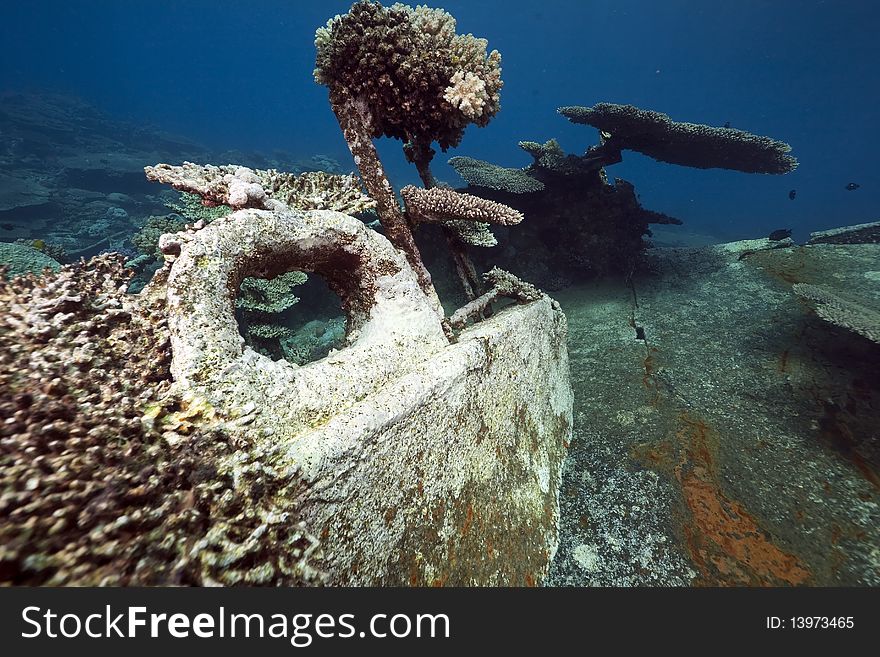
[0,256,325,585]
[558,102,798,174]
[449,136,680,286]
[1,4,570,588]
[449,101,797,287]
[0,93,210,253]
[0,241,61,277]
[165,191,232,224]
[131,213,188,260]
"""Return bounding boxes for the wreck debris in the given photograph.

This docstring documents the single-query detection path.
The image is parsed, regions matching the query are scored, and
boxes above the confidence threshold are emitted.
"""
[794,282,880,344]
[807,220,880,245]
[450,267,543,329]
[145,206,448,431]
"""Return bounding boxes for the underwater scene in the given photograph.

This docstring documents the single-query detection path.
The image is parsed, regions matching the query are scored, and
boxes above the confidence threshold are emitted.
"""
[0,0,878,587]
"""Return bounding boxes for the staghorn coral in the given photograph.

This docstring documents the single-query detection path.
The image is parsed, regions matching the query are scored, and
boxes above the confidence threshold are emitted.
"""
[448,155,544,193]
[558,103,798,174]
[401,184,523,250]
[145,162,376,215]
[0,256,326,585]
[793,283,880,344]
[401,185,523,226]
[314,1,502,151]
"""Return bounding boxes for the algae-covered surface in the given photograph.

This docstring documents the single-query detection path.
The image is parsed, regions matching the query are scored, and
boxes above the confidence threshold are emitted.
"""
[549,241,880,586]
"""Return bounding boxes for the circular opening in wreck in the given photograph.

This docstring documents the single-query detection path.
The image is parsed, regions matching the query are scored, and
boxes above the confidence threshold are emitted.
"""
[234,271,347,365]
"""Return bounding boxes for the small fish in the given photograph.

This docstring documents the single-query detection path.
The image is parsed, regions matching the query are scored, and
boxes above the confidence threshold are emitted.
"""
[845,182,860,191]
[723,121,731,129]
[0,223,14,231]
[788,189,796,200]
[769,228,792,241]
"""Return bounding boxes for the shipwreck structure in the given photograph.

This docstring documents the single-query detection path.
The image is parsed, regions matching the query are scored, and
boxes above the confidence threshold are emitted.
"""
[0,1,572,586]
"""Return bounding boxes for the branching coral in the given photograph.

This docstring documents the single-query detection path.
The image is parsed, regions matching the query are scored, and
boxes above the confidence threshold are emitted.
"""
[236,271,309,359]
[145,162,376,215]
[401,184,523,249]
[401,185,523,226]
[558,103,798,174]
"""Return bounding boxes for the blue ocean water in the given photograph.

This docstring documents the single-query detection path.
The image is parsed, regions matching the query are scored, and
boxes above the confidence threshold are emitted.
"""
[1,0,877,241]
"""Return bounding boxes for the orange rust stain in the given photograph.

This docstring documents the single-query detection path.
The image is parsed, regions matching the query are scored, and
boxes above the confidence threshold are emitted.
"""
[633,414,810,586]
[674,415,810,586]
[830,525,843,546]
[642,350,655,388]
[640,346,662,406]
[747,248,810,285]
[524,574,535,587]
[461,504,473,537]
[486,540,495,559]
[778,349,790,373]
[431,577,446,587]
[563,439,570,449]
[817,403,880,491]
